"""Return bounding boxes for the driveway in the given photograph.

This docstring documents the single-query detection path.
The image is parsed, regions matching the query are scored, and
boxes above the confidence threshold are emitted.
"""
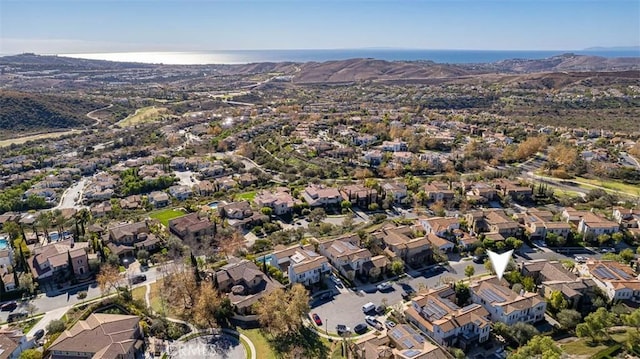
[26,305,71,339]
[170,334,245,359]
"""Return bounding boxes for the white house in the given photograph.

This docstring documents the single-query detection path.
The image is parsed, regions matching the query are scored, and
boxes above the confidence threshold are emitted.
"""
[470,277,547,325]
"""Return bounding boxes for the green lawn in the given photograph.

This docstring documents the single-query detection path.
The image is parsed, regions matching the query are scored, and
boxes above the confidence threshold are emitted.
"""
[238,328,277,359]
[132,285,147,302]
[149,208,187,226]
[237,191,257,201]
[574,177,640,196]
[560,332,628,356]
[116,106,169,127]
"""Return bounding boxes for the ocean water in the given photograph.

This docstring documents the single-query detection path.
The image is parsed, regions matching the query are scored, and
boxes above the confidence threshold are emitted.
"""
[58,49,640,65]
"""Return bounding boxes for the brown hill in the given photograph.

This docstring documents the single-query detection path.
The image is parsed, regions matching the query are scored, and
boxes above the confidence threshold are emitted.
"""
[0,91,104,132]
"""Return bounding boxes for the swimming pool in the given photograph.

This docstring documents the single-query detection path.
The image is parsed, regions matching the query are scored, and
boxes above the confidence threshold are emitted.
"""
[0,238,8,250]
[208,201,219,209]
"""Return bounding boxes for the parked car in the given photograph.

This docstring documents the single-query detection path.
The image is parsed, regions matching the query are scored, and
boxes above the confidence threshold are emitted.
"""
[330,275,343,287]
[7,311,28,323]
[129,274,147,284]
[354,323,368,334]
[385,320,396,329]
[311,313,322,326]
[336,324,350,335]
[362,302,376,313]
[376,281,392,292]
[473,254,487,264]
[0,301,17,312]
[365,316,383,330]
[33,329,45,340]
[375,305,386,314]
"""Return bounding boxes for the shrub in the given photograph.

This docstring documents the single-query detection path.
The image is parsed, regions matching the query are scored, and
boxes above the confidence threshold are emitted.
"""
[77,291,87,299]
[46,319,66,334]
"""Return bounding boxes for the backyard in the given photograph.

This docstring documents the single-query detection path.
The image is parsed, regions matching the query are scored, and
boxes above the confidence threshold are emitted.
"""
[560,332,628,357]
[149,208,187,226]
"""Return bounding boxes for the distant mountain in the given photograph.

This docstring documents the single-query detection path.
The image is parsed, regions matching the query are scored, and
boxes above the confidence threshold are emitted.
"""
[583,46,640,51]
[0,91,104,131]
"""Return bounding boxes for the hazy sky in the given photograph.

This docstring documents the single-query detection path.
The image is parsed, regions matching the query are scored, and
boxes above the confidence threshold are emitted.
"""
[1,0,639,54]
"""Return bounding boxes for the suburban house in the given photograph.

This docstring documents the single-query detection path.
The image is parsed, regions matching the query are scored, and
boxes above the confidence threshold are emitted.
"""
[106,221,160,258]
[576,212,620,237]
[318,235,372,281]
[28,240,89,281]
[382,182,407,203]
[302,184,342,207]
[520,260,594,306]
[471,183,497,201]
[562,207,586,225]
[466,210,519,238]
[353,324,450,359]
[168,213,216,242]
[254,188,296,215]
[267,244,331,286]
[425,233,455,253]
[613,207,640,228]
[0,245,13,268]
[194,180,217,196]
[0,266,16,292]
[0,329,30,359]
[404,285,491,348]
[516,211,571,240]
[381,140,408,152]
[363,150,383,166]
[470,277,547,325]
[493,179,533,199]
[375,226,432,267]
[340,184,378,208]
[148,191,170,208]
[423,182,455,203]
[419,217,459,237]
[219,201,254,220]
[168,185,193,201]
[579,260,640,301]
[213,258,284,315]
[48,313,144,359]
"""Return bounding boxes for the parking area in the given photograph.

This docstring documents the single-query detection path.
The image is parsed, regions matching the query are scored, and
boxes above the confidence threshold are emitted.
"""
[309,260,487,334]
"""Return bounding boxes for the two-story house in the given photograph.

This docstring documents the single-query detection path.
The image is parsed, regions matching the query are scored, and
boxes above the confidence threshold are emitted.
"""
[318,235,372,281]
[423,182,455,203]
[340,184,378,208]
[267,244,331,286]
[382,182,407,203]
[29,240,89,281]
[579,260,640,301]
[404,285,491,348]
[470,277,546,325]
[169,213,216,242]
[375,226,432,267]
[168,185,193,201]
[302,184,342,207]
[106,221,160,259]
[419,217,460,237]
[521,259,595,307]
[254,188,296,215]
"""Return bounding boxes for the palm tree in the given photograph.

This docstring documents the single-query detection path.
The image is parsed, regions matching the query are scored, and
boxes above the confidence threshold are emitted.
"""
[52,209,66,236]
[36,211,52,243]
[76,208,91,237]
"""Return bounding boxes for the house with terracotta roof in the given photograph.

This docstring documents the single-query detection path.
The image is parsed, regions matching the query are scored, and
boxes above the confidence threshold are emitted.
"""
[48,313,143,359]
[516,211,571,240]
[577,212,620,237]
[169,213,216,242]
[579,260,640,301]
[612,207,640,228]
[267,244,331,286]
[470,277,546,325]
[106,221,160,259]
[318,234,372,281]
[340,184,378,208]
[521,259,595,306]
[254,188,296,215]
[353,324,450,359]
[0,329,29,359]
[374,226,432,267]
[382,182,407,203]
[28,240,89,281]
[302,184,342,207]
[423,182,455,203]
[404,285,491,348]
[465,210,519,238]
[213,258,284,314]
[419,217,459,237]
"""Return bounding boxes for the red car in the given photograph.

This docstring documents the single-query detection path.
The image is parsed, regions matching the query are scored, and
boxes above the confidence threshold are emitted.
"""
[311,313,322,326]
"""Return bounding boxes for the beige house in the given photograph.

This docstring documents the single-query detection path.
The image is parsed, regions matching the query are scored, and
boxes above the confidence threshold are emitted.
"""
[470,277,546,325]
[318,235,372,281]
[375,226,432,267]
[29,240,89,281]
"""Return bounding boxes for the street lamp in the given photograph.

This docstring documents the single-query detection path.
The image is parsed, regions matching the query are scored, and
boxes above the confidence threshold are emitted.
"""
[325,318,328,336]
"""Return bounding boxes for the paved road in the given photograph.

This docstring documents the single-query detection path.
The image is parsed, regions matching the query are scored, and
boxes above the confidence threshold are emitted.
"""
[26,305,71,339]
[174,170,200,187]
[171,334,246,359]
[54,178,88,210]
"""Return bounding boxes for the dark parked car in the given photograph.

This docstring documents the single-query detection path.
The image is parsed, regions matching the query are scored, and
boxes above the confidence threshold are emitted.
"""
[354,323,368,334]
[375,305,386,314]
[7,311,27,323]
[129,274,147,285]
[0,301,17,311]
[33,329,45,340]
[336,324,350,335]
[473,254,487,264]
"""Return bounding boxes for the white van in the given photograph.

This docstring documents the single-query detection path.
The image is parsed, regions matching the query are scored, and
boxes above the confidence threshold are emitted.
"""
[362,302,376,313]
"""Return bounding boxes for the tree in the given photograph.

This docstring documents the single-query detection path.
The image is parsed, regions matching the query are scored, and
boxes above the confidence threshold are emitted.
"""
[454,282,470,306]
[549,290,568,313]
[46,319,67,334]
[390,260,404,276]
[522,276,535,292]
[19,349,42,359]
[96,265,121,296]
[2,221,21,242]
[474,247,485,257]
[620,248,635,263]
[340,200,352,209]
[511,322,539,345]
[190,252,201,284]
[557,309,582,330]
[308,208,326,224]
[255,283,310,337]
[464,265,475,279]
[19,273,36,295]
[193,282,232,329]
[260,207,273,216]
[508,335,562,359]
[622,308,640,330]
[576,307,617,343]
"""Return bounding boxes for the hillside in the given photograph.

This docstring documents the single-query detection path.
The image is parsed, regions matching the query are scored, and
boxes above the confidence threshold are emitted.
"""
[0,91,104,132]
